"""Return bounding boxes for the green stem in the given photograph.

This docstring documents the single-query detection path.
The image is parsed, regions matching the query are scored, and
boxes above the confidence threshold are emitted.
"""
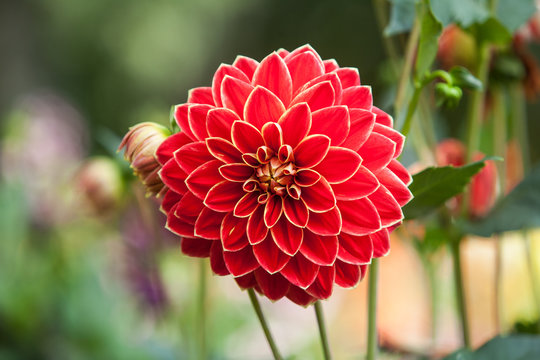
[450,239,471,348]
[197,260,207,360]
[510,84,530,174]
[314,301,332,360]
[421,256,439,349]
[247,289,283,360]
[400,84,422,137]
[494,235,503,333]
[395,17,421,114]
[366,258,379,360]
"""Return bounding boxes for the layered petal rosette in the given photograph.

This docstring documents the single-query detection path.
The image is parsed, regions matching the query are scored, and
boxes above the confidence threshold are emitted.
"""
[157,45,412,306]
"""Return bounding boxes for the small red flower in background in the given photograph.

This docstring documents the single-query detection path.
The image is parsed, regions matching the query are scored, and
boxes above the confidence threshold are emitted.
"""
[157,45,412,305]
[436,139,497,218]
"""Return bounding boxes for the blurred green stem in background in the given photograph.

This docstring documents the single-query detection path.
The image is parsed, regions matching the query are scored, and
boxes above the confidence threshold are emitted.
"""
[451,238,471,348]
[247,288,283,360]
[366,258,379,360]
[197,259,208,360]
[314,301,332,360]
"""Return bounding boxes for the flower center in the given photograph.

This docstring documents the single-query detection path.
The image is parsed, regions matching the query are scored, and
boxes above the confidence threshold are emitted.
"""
[256,157,296,196]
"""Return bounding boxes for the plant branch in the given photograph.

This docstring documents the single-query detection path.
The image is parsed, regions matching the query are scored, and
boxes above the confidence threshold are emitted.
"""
[314,301,332,360]
[247,289,283,360]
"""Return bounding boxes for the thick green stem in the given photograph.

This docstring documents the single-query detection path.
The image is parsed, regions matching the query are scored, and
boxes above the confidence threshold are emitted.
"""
[197,260,207,360]
[450,239,471,348]
[366,258,379,360]
[247,289,283,360]
[314,301,332,360]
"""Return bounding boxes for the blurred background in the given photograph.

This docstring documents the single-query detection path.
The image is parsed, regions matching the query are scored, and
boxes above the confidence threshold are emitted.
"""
[1,0,540,359]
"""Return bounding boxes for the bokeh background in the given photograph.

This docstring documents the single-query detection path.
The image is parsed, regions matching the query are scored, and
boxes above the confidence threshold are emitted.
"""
[1,1,540,359]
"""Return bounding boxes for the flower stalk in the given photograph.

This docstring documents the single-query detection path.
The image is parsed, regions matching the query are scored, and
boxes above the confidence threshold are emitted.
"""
[366,258,379,360]
[196,259,208,360]
[314,301,332,360]
[247,289,283,360]
[450,239,471,348]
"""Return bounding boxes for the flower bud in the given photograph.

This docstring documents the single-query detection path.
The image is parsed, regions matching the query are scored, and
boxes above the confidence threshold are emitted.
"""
[435,82,463,108]
[119,122,170,196]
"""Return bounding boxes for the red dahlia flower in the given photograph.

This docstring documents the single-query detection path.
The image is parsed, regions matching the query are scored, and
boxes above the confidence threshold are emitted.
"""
[157,45,412,306]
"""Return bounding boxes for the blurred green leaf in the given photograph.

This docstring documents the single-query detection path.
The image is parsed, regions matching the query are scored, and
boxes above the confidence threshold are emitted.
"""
[384,0,417,36]
[403,158,496,219]
[463,163,540,237]
[430,0,489,27]
[449,66,483,90]
[169,105,179,133]
[496,0,536,32]
[467,17,512,46]
[415,1,443,77]
[443,335,540,360]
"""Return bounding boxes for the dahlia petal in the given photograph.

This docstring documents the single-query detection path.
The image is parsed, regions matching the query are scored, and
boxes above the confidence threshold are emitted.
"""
[161,189,182,213]
[290,81,335,112]
[306,207,342,236]
[285,51,325,93]
[294,134,331,169]
[310,106,350,146]
[302,73,343,105]
[204,180,244,212]
[372,123,404,159]
[253,235,291,273]
[331,165,380,200]
[219,163,255,182]
[160,158,188,195]
[234,191,260,217]
[244,86,286,130]
[194,207,225,240]
[167,206,194,237]
[220,75,254,118]
[188,104,212,141]
[174,104,196,141]
[283,197,309,228]
[221,213,249,251]
[295,169,321,187]
[387,159,412,186]
[156,132,191,165]
[185,160,223,199]
[264,194,283,228]
[261,122,283,152]
[339,198,382,236]
[301,177,336,213]
[360,265,368,280]
[286,45,324,65]
[181,237,212,258]
[247,205,268,244]
[235,272,257,289]
[368,186,403,227]
[232,55,259,80]
[206,137,243,163]
[252,52,293,106]
[254,270,290,301]
[270,217,303,256]
[206,108,239,142]
[334,68,360,89]
[231,120,265,153]
[276,48,289,58]
[334,260,361,288]
[277,102,312,148]
[212,64,250,107]
[372,106,393,127]
[306,266,335,300]
[370,228,390,257]
[210,241,230,276]
[223,246,259,276]
[300,231,338,266]
[187,87,215,105]
[357,132,396,172]
[313,147,362,184]
[280,252,319,289]
[377,168,413,206]
[286,285,317,307]
[337,233,373,265]
[174,141,214,173]
[323,59,339,72]
[340,109,376,151]
[175,192,204,224]
[341,85,373,110]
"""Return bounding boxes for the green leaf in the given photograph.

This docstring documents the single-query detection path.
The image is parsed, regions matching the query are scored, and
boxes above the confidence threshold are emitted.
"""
[385,0,417,36]
[463,163,540,237]
[467,17,512,46]
[430,0,489,27]
[496,0,536,32]
[403,158,495,220]
[449,66,483,90]
[170,104,180,133]
[415,1,443,77]
[443,335,540,360]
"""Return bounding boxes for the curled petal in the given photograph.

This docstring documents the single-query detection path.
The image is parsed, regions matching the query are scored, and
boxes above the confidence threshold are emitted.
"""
[223,246,259,277]
[175,141,214,174]
[244,86,286,130]
[278,145,294,163]
[253,235,291,273]
[185,160,223,199]
[254,269,290,301]
[181,237,212,258]
[188,87,215,105]
[368,186,403,227]
[195,208,225,239]
[286,51,325,93]
[334,260,361,288]
[212,64,250,107]
[370,228,390,257]
[331,165,380,200]
[231,120,265,154]
[280,253,319,289]
[310,106,350,146]
[221,75,254,117]
[314,147,362,184]
[357,132,396,172]
[206,137,243,163]
[301,177,336,213]
[252,52,293,106]
[233,55,259,80]
[338,198,381,236]
[290,81,335,112]
[204,180,244,212]
[283,197,309,228]
[337,233,373,265]
[207,108,239,142]
[294,134,331,169]
[247,205,268,245]
[306,207,342,236]
[340,109,375,152]
[300,231,338,266]
[306,266,335,300]
[221,213,249,251]
[278,102,312,148]
[264,194,283,228]
[271,216,303,256]
[341,85,372,110]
